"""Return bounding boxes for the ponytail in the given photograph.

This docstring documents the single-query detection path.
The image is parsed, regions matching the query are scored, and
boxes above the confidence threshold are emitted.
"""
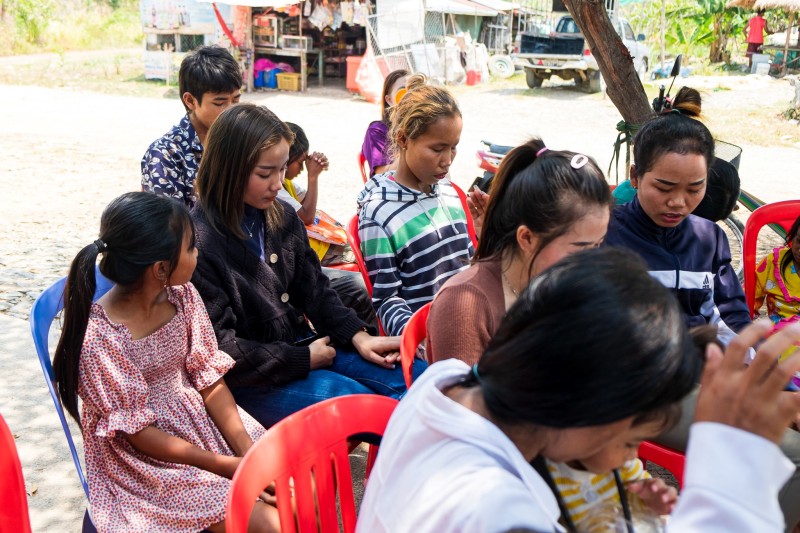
[53,243,102,426]
[669,86,702,119]
[52,192,194,425]
[474,138,611,267]
[475,139,546,260]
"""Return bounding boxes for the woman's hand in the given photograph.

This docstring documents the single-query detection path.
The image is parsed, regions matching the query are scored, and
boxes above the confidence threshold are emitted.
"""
[627,477,678,515]
[351,330,401,369]
[309,336,336,369]
[695,321,800,445]
[305,151,329,181]
[467,186,490,239]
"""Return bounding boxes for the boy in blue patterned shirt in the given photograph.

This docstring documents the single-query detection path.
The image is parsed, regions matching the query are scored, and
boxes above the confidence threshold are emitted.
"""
[141,46,242,207]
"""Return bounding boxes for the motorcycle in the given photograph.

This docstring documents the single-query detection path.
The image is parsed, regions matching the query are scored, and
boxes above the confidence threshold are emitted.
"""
[470,140,512,194]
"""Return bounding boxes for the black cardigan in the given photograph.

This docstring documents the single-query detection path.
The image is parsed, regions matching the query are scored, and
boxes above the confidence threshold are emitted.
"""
[190,202,365,387]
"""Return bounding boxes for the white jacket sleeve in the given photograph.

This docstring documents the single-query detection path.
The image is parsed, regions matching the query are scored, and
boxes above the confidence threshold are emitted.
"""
[668,422,795,532]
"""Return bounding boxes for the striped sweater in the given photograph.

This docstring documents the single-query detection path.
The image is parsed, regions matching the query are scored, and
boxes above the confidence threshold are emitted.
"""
[357,172,474,336]
[546,459,653,532]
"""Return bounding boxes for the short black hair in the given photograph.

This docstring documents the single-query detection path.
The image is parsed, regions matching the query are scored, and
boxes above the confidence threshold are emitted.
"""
[179,46,242,111]
[285,122,310,165]
[633,87,714,178]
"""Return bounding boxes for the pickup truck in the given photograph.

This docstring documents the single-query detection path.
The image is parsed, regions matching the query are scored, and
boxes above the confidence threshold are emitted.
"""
[513,15,650,93]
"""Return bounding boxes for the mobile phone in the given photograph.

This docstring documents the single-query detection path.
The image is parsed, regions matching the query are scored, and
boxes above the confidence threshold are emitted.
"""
[293,332,322,347]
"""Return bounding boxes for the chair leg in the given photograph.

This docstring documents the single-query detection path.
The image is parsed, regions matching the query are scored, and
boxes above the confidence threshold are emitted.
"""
[82,508,97,533]
[365,444,378,479]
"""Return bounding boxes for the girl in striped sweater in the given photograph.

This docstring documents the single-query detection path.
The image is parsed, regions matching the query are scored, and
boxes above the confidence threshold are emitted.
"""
[357,74,473,336]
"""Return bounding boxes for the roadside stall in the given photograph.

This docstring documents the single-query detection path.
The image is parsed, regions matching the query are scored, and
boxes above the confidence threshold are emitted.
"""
[210,0,371,91]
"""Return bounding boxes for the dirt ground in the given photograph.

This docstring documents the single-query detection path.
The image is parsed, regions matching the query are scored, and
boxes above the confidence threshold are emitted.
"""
[0,51,798,531]
[1,64,798,316]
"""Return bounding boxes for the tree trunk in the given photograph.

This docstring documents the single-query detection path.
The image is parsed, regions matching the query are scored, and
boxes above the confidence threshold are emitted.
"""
[709,16,725,63]
[562,0,655,125]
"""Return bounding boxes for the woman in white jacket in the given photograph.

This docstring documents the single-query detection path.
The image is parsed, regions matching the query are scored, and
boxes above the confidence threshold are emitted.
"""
[358,247,800,533]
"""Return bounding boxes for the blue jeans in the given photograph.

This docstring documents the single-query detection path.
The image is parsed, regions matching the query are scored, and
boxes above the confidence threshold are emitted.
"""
[231,349,427,428]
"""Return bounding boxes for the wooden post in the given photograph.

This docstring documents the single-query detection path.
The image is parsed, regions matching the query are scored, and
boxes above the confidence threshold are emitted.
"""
[783,11,795,73]
[562,0,655,125]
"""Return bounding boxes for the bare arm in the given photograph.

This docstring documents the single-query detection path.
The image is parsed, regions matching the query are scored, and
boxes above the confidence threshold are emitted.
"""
[125,426,240,479]
[200,378,254,457]
[296,152,328,225]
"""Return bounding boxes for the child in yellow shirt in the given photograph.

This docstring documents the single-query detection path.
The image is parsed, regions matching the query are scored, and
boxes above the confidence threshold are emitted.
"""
[754,214,800,358]
[280,122,354,266]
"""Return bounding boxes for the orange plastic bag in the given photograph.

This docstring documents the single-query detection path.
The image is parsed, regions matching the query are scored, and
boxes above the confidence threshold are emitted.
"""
[355,46,384,104]
[306,210,348,246]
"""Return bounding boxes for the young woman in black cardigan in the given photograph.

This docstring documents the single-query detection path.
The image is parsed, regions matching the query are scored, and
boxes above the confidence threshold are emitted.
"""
[190,103,425,427]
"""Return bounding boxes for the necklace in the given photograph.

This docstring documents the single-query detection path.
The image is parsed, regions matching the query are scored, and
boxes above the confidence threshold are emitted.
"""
[244,218,257,238]
[502,271,520,297]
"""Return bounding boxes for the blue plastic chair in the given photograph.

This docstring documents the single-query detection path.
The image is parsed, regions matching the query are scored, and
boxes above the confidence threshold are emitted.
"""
[30,266,112,529]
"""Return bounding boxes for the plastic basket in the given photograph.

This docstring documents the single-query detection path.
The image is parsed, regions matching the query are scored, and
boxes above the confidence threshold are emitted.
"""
[276,72,302,91]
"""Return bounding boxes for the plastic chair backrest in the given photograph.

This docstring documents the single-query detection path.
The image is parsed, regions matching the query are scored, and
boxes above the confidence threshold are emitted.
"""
[358,152,369,184]
[400,302,431,388]
[29,266,113,500]
[0,414,32,533]
[743,200,800,318]
[226,395,398,533]
[450,182,479,248]
[346,214,373,297]
[638,440,685,488]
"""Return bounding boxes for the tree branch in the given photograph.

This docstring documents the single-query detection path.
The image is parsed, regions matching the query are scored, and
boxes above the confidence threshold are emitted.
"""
[562,0,655,125]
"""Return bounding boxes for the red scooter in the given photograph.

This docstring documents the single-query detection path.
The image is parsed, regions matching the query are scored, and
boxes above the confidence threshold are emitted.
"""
[470,140,512,193]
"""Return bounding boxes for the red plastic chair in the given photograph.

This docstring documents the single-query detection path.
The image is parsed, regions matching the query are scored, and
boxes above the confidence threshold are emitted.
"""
[0,414,32,533]
[743,200,800,317]
[358,152,369,184]
[638,440,685,488]
[226,395,398,533]
[450,182,479,248]
[346,214,373,297]
[400,302,432,388]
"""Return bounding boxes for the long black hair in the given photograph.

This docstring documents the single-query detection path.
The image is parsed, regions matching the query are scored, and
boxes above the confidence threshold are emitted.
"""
[463,247,702,429]
[53,192,194,424]
[474,138,613,273]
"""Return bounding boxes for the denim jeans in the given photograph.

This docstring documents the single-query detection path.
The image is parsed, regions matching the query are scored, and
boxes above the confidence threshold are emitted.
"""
[231,349,427,428]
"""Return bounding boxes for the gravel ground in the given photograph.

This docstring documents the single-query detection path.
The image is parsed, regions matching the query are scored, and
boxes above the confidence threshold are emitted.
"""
[0,65,797,531]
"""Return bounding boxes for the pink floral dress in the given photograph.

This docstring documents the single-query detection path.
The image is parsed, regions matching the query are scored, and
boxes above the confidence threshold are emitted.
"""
[78,283,264,533]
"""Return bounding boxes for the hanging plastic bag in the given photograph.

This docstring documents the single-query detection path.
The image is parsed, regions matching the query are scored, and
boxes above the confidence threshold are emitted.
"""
[355,45,383,104]
[330,4,343,31]
[303,0,312,17]
[352,0,367,26]
[340,1,354,24]
[308,3,333,30]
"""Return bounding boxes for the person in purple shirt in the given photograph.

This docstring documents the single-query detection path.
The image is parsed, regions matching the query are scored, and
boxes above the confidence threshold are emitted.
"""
[141,46,242,207]
[361,69,408,178]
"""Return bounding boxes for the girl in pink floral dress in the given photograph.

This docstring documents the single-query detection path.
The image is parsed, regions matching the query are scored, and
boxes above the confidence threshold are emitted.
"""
[53,192,279,533]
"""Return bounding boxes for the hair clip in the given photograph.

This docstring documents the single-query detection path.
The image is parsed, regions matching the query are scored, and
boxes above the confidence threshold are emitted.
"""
[536,147,548,157]
[94,239,108,253]
[571,154,589,170]
[393,87,408,105]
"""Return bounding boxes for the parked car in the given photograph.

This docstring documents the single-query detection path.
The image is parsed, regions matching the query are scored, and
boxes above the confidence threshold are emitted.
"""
[513,15,650,92]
